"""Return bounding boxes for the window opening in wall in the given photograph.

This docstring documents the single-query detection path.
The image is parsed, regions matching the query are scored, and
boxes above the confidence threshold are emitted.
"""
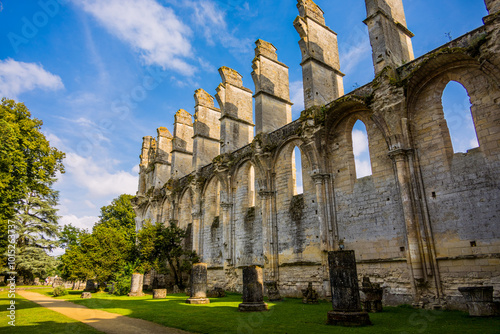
[248,165,256,207]
[352,120,372,178]
[442,81,479,153]
[293,146,303,195]
[215,180,220,217]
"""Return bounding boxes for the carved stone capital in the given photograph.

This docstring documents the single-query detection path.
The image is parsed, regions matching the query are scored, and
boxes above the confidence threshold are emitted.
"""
[388,148,412,161]
[192,211,202,219]
[311,173,331,184]
[258,190,275,198]
[220,203,233,210]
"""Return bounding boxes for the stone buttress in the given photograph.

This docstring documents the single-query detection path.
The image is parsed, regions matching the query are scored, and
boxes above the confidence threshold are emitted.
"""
[294,0,345,109]
[171,109,194,178]
[215,67,254,154]
[251,39,293,134]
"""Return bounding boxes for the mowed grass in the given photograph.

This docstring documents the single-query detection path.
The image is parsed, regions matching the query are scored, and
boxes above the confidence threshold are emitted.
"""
[34,288,500,334]
[0,291,102,334]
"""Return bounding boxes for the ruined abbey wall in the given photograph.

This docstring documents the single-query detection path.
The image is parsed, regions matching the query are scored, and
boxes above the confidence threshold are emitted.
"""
[132,0,500,309]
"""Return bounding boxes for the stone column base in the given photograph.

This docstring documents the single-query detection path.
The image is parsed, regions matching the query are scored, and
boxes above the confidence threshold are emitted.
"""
[153,289,167,299]
[327,310,372,327]
[186,298,210,304]
[128,292,144,297]
[238,302,268,312]
[466,302,499,317]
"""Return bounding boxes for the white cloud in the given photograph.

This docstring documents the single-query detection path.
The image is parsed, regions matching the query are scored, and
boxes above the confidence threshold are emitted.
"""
[64,152,138,197]
[59,214,98,231]
[355,158,372,178]
[185,0,252,55]
[340,27,371,75]
[73,0,195,74]
[0,59,64,99]
[132,165,140,174]
[352,129,369,156]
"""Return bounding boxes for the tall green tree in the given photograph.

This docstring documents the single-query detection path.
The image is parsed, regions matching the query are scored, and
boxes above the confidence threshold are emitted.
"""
[137,221,198,289]
[95,194,136,245]
[0,98,64,274]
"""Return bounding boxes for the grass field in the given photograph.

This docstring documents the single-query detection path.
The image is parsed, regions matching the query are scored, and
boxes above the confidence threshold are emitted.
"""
[0,291,102,333]
[26,288,500,334]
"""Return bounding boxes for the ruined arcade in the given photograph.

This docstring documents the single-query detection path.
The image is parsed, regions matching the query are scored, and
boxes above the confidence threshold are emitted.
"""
[132,0,500,309]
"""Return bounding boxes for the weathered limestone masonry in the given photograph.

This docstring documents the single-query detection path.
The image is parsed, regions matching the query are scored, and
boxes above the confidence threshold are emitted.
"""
[132,0,500,310]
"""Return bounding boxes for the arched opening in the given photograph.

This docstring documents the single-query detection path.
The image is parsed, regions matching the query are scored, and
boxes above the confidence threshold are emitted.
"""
[352,120,372,178]
[248,165,256,207]
[292,146,303,195]
[442,81,479,153]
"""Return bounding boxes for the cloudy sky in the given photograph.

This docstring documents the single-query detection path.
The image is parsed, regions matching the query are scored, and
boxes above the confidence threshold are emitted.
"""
[0,0,487,238]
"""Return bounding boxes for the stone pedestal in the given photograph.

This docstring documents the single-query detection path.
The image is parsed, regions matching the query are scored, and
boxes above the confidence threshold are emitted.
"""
[153,289,167,299]
[264,281,282,301]
[238,266,268,312]
[327,251,371,326]
[81,292,92,299]
[128,273,144,296]
[459,286,499,317]
[361,277,384,313]
[302,282,319,304]
[186,263,210,304]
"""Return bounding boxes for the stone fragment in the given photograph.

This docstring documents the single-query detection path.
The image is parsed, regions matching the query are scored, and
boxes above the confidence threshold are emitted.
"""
[361,277,383,313]
[327,250,371,326]
[186,263,210,304]
[302,282,319,304]
[128,273,144,297]
[264,281,282,301]
[207,287,226,298]
[81,292,92,299]
[238,266,268,312]
[458,286,499,317]
[153,288,167,299]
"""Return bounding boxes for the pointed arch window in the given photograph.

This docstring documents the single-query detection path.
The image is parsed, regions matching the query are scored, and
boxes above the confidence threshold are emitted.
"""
[442,81,479,153]
[292,146,303,195]
[248,165,256,207]
[352,120,372,178]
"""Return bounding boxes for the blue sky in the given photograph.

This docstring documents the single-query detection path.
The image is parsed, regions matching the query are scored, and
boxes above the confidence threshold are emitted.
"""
[0,0,487,240]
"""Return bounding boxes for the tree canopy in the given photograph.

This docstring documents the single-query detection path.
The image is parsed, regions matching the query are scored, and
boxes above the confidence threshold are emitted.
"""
[0,98,65,275]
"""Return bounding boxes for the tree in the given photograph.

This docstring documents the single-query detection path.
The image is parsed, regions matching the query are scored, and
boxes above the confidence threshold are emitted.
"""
[0,98,64,274]
[59,194,137,286]
[94,194,136,245]
[136,221,198,289]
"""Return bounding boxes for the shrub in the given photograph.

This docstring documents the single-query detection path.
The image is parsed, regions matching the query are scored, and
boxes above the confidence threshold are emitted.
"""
[52,286,68,297]
[113,274,131,296]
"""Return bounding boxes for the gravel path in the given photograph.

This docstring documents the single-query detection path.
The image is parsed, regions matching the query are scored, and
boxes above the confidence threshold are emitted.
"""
[18,290,192,334]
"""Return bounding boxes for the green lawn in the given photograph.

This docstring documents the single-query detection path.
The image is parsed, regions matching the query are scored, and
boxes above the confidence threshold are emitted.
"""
[33,288,500,334]
[0,291,102,334]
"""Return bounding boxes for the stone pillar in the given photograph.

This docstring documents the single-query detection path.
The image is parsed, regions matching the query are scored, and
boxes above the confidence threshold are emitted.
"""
[327,251,371,326]
[153,127,173,188]
[84,279,96,293]
[220,202,233,265]
[138,136,154,195]
[215,66,254,154]
[264,281,282,301]
[458,286,499,317]
[186,263,210,304]
[485,0,500,15]
[294,0,345,109]
[171,109,194,178]
[312,174,334,251]
[192,210,202,256]
[364,0,415,75]
[389,149,425,289]
[128,273,144,296]
[193,89,221,170]
[238,266,268,312]
[251,39,292,134]
[259,190,278,279]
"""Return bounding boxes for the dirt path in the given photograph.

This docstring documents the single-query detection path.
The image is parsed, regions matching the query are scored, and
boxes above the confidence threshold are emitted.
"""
[18,290,192,334]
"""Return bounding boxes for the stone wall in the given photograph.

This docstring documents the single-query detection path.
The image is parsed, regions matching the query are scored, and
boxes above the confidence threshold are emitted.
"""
[132,0,500,309]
